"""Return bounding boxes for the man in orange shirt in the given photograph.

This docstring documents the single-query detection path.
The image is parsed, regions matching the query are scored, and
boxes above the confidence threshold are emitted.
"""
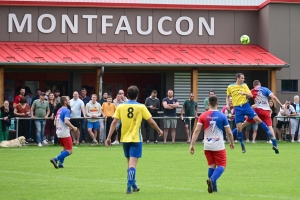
[102,95,117,140]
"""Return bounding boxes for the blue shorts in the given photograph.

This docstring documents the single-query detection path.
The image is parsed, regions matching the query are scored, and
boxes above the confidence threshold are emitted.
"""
[234,103,257,124]
[87,121,99,130]
[123,142,142,158]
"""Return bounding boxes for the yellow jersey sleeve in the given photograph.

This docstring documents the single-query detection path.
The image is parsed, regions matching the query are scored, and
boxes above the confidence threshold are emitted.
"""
[226,85,231,96]
[243,84,251,94]
[142,105,152,121]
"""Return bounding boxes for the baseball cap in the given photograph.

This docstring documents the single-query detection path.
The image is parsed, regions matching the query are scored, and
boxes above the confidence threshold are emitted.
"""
[40,92,46,96]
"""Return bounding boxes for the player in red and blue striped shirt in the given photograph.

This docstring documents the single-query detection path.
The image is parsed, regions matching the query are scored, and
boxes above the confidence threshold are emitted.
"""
[190,95,234,193]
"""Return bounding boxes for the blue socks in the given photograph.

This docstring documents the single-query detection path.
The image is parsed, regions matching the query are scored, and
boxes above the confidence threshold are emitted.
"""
[238,132,244,146]
[259,122,278,146]
[127,167,136,191]
[232,128,238,140]
[210,166,225,187]
[57,151,70,164]
[259,122,271,135]
[208,168,217,191]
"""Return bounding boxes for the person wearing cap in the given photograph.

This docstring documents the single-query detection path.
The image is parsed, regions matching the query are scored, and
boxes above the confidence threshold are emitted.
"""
[31,92,50,147]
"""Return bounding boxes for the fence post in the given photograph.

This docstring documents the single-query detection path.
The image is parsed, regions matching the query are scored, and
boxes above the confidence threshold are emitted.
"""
[104,117,107,141]
[16,117,19,138]
[189,117,192,142]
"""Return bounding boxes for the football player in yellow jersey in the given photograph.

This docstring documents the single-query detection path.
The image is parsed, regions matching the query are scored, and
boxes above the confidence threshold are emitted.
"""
[106,85,163,194]
[226,73,274,153]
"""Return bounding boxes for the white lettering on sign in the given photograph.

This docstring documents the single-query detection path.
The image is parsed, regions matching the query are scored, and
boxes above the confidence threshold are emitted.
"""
[199,17,214,35]
[137,16,152,35]
[7,13,215,36]
[8,14,32,33]
[37,14,56,33]
[158,16,172,35]
[102,15,113,34]
[175,16,193,36]
[62,14,78,34]
[115,16,132,35]
[82,15,97,34]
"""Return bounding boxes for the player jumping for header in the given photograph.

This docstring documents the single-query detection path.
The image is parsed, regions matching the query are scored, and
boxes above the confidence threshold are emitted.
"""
[231,79,282,154]
[226,73,278,154]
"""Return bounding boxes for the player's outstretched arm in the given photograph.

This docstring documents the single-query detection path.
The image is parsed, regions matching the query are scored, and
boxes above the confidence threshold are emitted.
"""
[225,126,234,149]
[269,94,283,108]
[147,118,163,136]
[190,123,202,155]
[105,118,119,147]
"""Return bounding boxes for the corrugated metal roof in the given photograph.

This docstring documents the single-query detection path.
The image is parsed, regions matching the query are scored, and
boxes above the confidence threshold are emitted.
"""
[0,42,288,67]
[2,0,299,10]
[3,0,267,6]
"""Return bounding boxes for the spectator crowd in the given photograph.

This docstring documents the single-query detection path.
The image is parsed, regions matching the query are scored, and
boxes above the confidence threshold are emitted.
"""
[0,82,299,145]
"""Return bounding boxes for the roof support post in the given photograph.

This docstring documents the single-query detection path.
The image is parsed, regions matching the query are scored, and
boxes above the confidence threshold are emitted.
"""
[270,69,277,97]
[0,67,3,107]
[191,69,198,101]
[95,68,101,99]
[96,66,104,100]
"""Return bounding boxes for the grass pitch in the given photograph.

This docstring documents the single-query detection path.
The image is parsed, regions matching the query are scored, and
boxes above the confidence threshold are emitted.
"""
[0,141,298,200]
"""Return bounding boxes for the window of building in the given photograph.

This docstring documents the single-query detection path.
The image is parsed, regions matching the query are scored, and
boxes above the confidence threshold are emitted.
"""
[281,80,298,92]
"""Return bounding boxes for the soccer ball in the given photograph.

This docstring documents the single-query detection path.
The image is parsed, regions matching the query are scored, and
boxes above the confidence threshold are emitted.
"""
[240,35,250,45]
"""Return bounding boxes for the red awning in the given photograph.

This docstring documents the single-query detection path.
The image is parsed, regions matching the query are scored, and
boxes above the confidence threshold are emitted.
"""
[0,42,289,68]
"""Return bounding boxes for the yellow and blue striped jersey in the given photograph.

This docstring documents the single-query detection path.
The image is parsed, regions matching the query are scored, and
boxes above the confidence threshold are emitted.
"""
[226,83,251,106]
[113,100,152,142]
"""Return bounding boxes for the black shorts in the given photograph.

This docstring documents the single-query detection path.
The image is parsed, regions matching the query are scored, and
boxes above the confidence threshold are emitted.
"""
[276,120,289,129]
[70,119,81,128]
[184,118,195,128]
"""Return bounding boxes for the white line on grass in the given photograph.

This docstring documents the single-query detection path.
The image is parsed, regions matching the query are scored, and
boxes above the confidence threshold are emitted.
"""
[0,170,292,199]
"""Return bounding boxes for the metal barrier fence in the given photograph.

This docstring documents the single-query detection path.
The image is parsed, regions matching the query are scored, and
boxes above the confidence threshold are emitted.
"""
[0,116,197,142]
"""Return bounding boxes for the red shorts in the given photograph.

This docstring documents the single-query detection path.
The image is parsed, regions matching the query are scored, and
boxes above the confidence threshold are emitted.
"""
[58,137,73,150]
[204,149,226,167]
[246,108,272,126]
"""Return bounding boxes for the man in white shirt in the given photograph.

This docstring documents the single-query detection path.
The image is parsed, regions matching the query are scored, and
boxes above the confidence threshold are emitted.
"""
[276,100,296,141]
[70,91,86,145]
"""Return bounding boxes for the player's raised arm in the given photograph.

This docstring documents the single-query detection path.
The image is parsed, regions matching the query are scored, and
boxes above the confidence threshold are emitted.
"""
[269,94,283,108]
